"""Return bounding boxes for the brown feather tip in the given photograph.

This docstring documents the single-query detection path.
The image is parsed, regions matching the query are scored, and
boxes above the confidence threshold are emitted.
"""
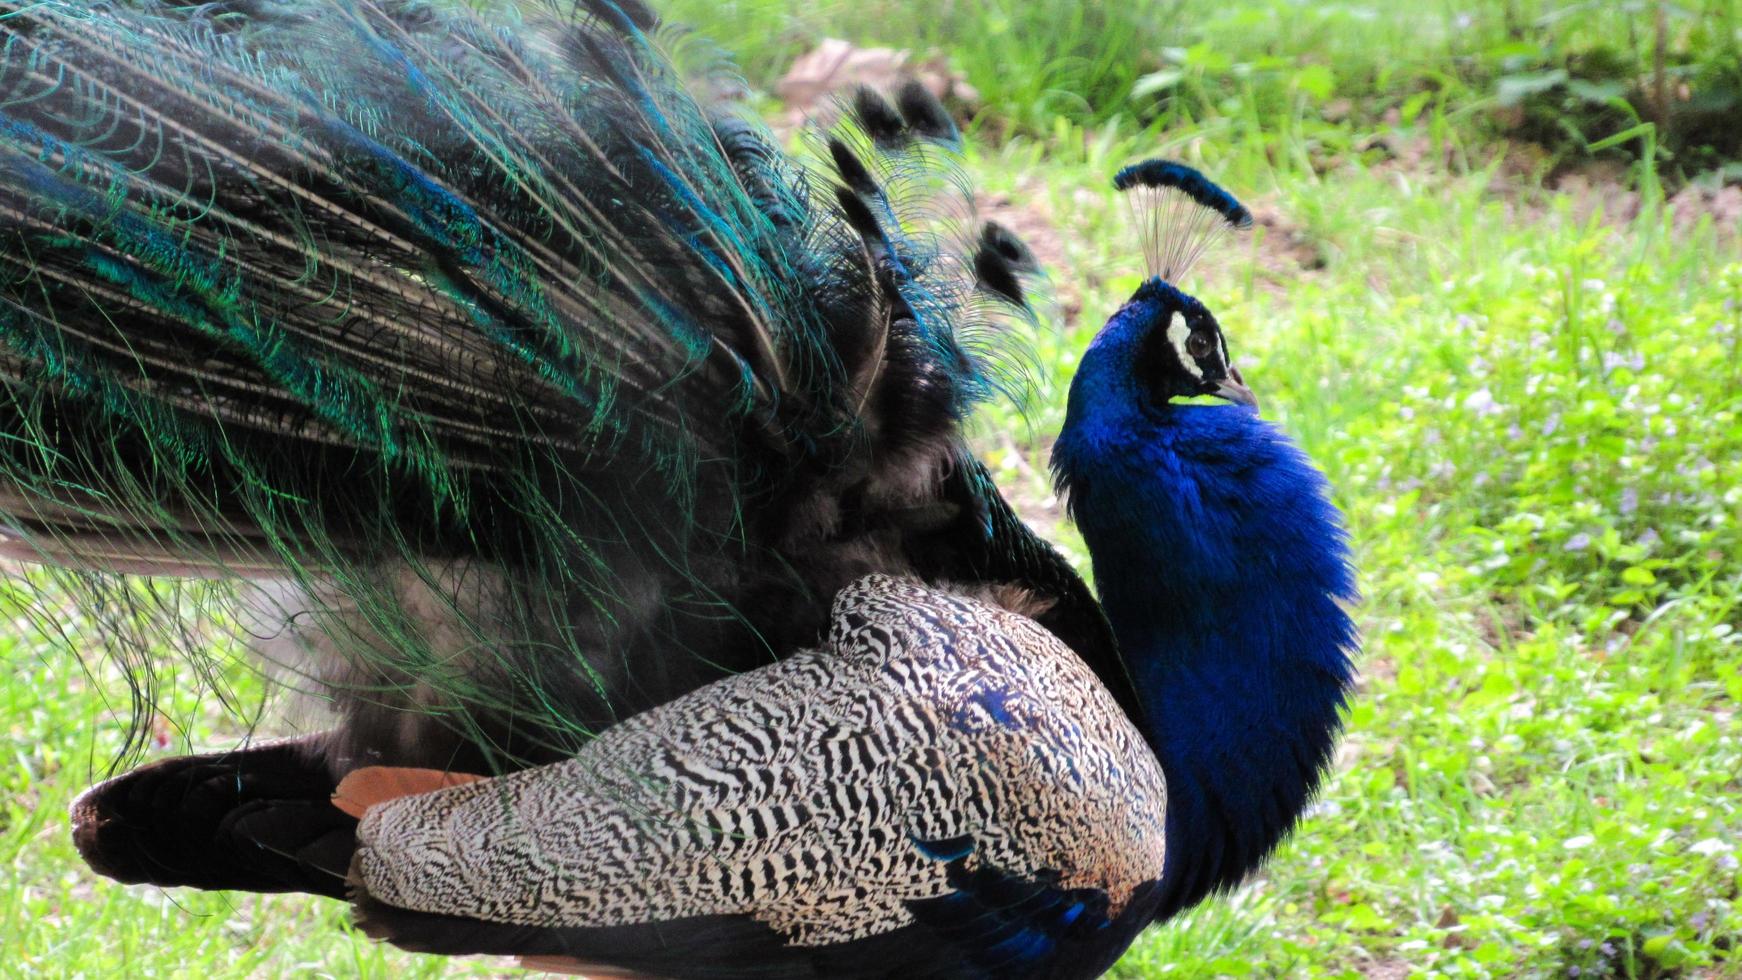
[518,956,654,978]
[331,766,486,819]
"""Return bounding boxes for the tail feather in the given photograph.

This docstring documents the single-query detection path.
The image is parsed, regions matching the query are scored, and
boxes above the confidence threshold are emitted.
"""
[69,735,355,897]
[0,0,1077,775]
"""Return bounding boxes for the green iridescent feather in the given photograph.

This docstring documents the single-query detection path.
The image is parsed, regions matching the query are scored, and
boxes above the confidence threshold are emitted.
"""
[0,0,1061,772]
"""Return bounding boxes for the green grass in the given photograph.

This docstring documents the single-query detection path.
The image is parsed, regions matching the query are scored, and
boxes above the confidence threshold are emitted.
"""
[666,0,1742,178]
[7,0,1742,976]
[0,611,492,976]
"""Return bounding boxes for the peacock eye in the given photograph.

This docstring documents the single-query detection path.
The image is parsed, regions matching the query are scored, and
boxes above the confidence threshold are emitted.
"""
[1186,332,1213,359]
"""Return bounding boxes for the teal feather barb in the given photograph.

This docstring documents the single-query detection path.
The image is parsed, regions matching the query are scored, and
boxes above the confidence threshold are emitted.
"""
[0,0,1073,773]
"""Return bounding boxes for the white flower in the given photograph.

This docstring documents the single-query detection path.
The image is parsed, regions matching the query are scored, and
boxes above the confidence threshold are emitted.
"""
[1462,388,1501,416]
[1689,838,1731,857]
[1563,835,1596,850]
[1601,350,1642,373]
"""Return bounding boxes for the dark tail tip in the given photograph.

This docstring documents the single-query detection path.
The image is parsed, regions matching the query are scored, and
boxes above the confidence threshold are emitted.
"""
[70,789,129,882]
[851,87,909,149]
[974,221,1038,307]
[895,80,960,146]
[828,138,883,199]
[834,183,889,246]
[69,739,354,898]
[575,0,658,32]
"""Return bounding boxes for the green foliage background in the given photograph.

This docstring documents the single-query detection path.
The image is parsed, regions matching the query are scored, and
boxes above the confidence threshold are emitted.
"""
[5,1,1741,976]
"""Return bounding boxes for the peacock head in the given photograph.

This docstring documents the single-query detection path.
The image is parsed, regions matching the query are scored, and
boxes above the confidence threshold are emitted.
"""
[1072,160,1258,416]
[1114,277,1256,409]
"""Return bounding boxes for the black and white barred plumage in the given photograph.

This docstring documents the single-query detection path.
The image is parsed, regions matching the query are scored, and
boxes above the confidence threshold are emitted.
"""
[346,576,1166,974]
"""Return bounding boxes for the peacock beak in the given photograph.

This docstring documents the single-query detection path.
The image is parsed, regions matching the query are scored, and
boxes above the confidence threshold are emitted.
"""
[1205,365,1259,408]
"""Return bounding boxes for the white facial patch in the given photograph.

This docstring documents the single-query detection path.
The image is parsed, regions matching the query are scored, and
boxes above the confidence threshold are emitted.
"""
[1166,312,1203,379]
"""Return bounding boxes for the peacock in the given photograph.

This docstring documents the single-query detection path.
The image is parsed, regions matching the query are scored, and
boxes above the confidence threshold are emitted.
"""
[0,1,1358,976]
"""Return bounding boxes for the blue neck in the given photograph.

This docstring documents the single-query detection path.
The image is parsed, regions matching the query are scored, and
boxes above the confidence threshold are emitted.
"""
[1051,306,1357,921]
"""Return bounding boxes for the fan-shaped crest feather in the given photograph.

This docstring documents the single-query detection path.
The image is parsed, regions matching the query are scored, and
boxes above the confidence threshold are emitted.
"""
[1114,158,1251,283]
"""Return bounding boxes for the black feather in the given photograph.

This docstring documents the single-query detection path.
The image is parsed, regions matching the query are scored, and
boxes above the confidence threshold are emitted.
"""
[834,183,892,250]
[829,137,884,199]
[895,79,960,145]
[71,737,353,897]
[851,87,910,150]
[575,0,658,32]
[974,221,1038,307]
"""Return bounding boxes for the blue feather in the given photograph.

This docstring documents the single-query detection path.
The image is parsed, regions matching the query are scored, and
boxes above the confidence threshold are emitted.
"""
[1053,280,1359,921]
